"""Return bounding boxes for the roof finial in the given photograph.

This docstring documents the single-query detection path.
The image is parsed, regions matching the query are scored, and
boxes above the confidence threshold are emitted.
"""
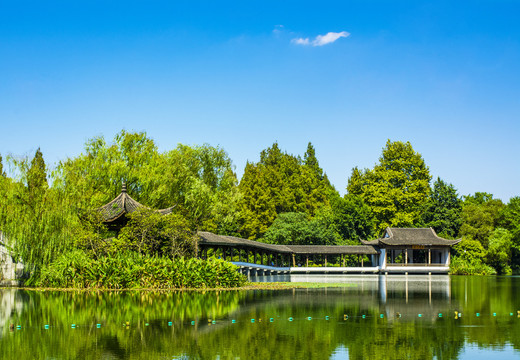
[122,181,127,193]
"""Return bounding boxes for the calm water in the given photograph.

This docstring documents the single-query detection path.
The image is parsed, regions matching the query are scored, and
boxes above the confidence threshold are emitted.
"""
[1,275,520,359]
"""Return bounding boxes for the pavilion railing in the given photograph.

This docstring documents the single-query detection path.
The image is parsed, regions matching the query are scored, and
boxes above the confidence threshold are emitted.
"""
[386,263,446,267]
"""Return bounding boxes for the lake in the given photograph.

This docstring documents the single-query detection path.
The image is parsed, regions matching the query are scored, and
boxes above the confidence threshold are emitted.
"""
[1,275,520,359]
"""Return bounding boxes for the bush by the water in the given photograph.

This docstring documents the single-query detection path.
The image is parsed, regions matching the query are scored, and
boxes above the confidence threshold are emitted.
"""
[38,250,246,289]
[449,256,497,275]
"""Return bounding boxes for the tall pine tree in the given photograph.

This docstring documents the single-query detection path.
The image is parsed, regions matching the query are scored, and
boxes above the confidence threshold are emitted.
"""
[238,142,336,239]
[421,178,462,238]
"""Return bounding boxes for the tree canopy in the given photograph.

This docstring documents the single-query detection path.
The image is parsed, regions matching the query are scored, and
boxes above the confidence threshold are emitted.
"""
[347,140,431,234]
[238,142,336,239]
[421,177,462,238]
[1,132,519,279]
[262,212,337,246]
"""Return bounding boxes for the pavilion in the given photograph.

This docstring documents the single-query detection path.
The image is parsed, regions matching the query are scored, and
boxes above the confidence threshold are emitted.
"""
[96,182,175,232]
[361,227,461,274]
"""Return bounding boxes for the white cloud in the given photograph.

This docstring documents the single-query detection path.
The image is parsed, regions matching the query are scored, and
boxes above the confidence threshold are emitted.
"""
[291,37,310,45]
[292,31,350,46]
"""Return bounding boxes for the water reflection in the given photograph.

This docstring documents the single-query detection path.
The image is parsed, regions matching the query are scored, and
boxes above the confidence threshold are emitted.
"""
[1,276,520,359]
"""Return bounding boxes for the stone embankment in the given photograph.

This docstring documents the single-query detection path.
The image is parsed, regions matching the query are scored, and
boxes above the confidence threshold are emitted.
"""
[0,232,25,286]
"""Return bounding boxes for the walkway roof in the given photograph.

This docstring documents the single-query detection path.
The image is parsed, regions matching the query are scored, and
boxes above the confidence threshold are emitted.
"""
[198,232,379,255]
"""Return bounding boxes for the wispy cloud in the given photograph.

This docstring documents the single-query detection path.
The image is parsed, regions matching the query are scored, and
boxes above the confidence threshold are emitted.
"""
[273,24,284,36]
[292,31,350,46]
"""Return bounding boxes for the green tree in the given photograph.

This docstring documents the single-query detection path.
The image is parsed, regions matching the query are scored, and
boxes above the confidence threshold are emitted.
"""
[499,197,520,271]
[486,228,514,274]
[55,131,240,233]
[115,208,197,258]
[421,178,462,238]
[0,150,78,280]
[262,212,337,246]
[459,192,504,248]
[238,143,336,239]
[27,147,48,195]
[328,194,375,244]
[347,140,431,233]
[0,153,5,177]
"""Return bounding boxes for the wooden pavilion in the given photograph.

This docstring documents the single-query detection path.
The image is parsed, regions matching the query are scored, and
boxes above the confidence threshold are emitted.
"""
[96,182,174,232]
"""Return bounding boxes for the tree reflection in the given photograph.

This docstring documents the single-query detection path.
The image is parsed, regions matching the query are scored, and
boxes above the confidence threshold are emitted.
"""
[1,276,520,359]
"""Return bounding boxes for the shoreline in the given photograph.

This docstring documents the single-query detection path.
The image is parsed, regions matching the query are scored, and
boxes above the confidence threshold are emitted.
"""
[0,281,359,292]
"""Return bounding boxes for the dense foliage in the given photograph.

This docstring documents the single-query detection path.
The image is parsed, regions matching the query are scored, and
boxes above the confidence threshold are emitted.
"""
[347,140,431,233]
[238,142,336,239]
[0,131,519,281]
[38,251,245,289]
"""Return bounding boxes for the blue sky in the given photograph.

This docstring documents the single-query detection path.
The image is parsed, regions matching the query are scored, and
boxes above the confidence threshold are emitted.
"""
[1,1,519,201]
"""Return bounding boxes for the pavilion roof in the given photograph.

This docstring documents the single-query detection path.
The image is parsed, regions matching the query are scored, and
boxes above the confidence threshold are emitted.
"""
[97,182,174,223]
[360,227,461,247]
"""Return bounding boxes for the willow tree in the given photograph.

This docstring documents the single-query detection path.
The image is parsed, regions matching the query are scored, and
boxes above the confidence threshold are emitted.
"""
[55,130,240,234]
[0,149,78,279]
[0,153,5,177]
[347,140,431,234]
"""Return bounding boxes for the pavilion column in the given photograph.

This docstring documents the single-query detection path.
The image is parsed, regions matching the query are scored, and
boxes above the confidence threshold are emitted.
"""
[405,249,408,265]
[306,255,309,267]
[292,254,296,267]
[447,250,451,266]
[428,248,431,265]
[342,254,345,267]
[361,256,364,267]
[324,255,327,267]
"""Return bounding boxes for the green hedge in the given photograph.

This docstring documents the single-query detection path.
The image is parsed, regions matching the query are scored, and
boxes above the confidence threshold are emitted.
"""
[37,250,246,289]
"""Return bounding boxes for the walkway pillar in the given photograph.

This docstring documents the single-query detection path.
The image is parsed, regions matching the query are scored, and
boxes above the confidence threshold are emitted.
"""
[292,254,296,267]
[324,255,327,267]
[405,249,408,265]
[428,248,431,265]
[361,256,364,267]
[306,255,309,267]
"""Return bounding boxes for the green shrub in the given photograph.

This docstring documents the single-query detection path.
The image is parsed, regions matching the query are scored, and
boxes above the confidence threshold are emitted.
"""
[449,256,496,275]
[38,251,246,289]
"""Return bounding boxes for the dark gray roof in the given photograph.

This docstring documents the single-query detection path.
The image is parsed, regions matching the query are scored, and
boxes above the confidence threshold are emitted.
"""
[97,183,174,222]
[361,227,461,247]
[198,232,379,255]
[198,232,293,253]
[288,245,378,255]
